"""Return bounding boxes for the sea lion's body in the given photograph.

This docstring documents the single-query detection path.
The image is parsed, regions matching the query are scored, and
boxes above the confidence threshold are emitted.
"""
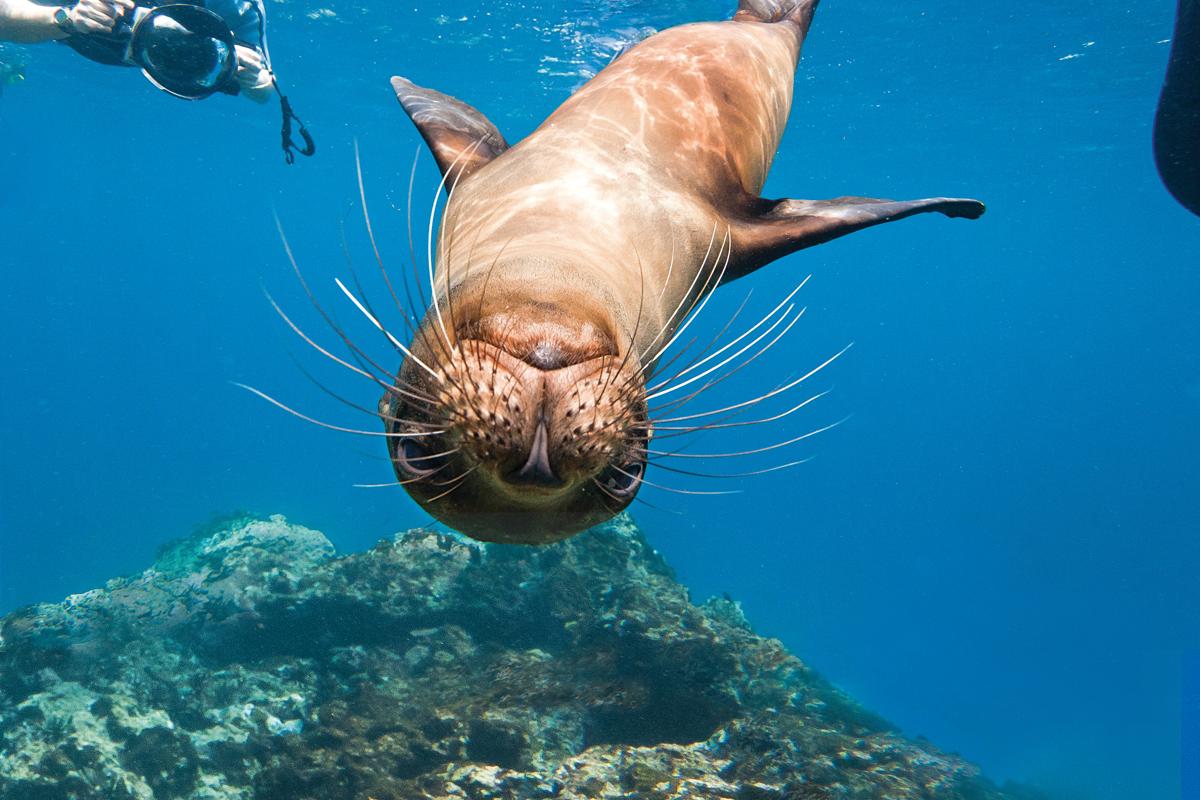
[379,0,984,544]
[432,17,802,352]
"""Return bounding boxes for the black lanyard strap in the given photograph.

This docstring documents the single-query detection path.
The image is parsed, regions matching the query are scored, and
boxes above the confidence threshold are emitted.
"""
[273,77,315,164]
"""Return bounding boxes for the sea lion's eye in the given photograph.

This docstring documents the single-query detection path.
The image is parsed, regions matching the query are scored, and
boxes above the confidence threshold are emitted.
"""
[395,436,450,478]
[601,460,644,497]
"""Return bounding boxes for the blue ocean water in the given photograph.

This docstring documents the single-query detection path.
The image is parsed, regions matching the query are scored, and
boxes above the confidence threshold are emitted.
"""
[1187,653,1198,798]
[1,1,1197,798]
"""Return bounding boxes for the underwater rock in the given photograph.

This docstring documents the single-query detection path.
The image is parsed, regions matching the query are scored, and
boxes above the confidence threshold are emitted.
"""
[0,514,1027,800]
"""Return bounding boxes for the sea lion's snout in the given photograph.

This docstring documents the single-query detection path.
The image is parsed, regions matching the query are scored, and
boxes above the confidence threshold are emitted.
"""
[383,328,649,545]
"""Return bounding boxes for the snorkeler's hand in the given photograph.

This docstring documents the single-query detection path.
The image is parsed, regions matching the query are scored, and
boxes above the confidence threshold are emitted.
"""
[66,0,133,35]
[235,44,273,104]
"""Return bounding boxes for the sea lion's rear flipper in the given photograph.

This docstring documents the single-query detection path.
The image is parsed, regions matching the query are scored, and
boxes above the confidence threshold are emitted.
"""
[734,0,818,28]
[727,196,986,283]
[390,77,509,183]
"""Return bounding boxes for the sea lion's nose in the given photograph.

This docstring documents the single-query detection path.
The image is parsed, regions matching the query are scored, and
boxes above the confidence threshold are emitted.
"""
[506,419,564,488]
[524,341,569,371]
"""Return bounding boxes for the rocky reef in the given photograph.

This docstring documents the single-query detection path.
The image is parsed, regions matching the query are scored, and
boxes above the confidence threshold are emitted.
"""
[0,514,1035,800]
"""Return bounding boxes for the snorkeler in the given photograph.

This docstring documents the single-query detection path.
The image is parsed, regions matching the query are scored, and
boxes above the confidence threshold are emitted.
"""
[0,0,313,161]
[1155,0,1199,217]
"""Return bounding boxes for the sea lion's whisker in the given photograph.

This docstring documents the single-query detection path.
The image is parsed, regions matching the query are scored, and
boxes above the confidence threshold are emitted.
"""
[590,477,625,505]
[266,292,386,386]
[393,146,464,388]
[272,219,432,400]
[616,291,748,405]
[405,145,431,321]
[646,302,803,410]
[610,283,752,408]
[292,359,441,428]
[639,458,813,480]
[398,152,460,372]
[648,305,815,416]
[438,145,482,357]
[608,464,742,496]
[424,464,480,503]
[475,234,516,323]
[657,236,676,305]
[341,254,424,379]
[638,221,720,368]
[402,150,473,396]
[431,176,501,430]
[641,417,847,460]
[266,284,437,413]
[234,383,445,439]
[355,140,421,336]
[351,447,393,463]
[426,139,486,353]
[646,302,802,402]
[674,289,754,373]
[588,477,672,513]
[652,390,829,437]
[354,458,455,489]
[607,237,747,408]
[439,195,518,431]
[641,226,732,372]
[334,278,441,382]
[613,334,701,407]
[405,446,462,465]
[651,346,852,424]
[596,245,649,421]
[650,277,809,393]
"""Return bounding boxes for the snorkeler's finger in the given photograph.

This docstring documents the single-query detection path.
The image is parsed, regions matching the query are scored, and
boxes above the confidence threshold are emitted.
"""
[67,12,108,34]
[111,0,135,13]
[73,3,114,27]
[235,46,264,70]
[90,0,119,18]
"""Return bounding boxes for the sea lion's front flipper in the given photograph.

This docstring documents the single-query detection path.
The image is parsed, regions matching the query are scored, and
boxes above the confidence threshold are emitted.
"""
[727,196,986,282]
[391,77,509,183]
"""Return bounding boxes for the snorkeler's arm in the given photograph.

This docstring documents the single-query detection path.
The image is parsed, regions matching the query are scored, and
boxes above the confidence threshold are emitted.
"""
[0,0,132,43]
[234,44,272,103]
[0,0,67,42]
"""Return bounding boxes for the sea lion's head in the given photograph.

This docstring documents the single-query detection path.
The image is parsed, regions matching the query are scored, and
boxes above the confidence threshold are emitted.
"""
[380,279,650,544]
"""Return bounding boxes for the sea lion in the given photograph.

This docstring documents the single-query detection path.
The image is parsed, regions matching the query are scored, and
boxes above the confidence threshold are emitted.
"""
[375,0,984,544]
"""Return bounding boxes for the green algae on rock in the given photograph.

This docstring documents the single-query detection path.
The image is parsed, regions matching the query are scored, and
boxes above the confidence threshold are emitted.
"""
[0,515,1032,800]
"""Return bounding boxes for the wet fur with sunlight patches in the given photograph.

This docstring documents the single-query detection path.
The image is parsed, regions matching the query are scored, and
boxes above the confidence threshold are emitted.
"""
[246,0,985,544]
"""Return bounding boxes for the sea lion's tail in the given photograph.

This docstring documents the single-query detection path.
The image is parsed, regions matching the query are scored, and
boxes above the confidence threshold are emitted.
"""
[734,0,818,30]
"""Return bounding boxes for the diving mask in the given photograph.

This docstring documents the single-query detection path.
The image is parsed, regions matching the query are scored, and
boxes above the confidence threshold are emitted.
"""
[124,5,236,100]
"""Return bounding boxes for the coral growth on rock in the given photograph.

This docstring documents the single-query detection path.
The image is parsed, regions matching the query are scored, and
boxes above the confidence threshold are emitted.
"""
[0,515,1030,799]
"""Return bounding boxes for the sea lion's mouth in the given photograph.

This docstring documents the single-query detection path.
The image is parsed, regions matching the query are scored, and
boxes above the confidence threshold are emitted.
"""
[505,419,564,488]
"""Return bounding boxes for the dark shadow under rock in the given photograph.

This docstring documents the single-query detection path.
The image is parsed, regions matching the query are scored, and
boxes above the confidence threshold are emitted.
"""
[0,514,1035,800]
